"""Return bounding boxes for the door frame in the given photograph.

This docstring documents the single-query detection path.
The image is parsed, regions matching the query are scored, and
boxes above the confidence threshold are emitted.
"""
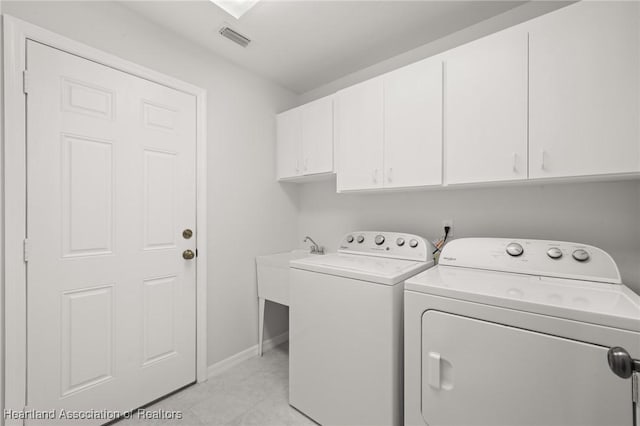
[2,15,208,419]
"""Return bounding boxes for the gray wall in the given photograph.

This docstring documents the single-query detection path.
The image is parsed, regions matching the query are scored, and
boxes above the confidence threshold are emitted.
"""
[296,179,640,294]
[2,0,299,366]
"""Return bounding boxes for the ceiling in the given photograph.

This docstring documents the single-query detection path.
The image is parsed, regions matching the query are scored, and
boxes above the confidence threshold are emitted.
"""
[120,0,526,94]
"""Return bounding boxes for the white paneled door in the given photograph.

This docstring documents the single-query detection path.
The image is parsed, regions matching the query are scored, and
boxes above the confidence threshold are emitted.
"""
[26,41,196,424]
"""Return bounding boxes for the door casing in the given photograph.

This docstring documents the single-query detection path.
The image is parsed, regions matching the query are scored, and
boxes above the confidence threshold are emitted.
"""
[2,15,208,424]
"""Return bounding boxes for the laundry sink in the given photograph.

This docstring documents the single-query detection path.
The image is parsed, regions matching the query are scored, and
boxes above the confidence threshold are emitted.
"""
[256,249,319,305]
[255,249,319,355]
[256,249,316,272]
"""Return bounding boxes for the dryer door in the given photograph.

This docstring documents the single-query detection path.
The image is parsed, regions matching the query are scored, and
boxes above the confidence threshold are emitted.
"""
[422,310,633,426]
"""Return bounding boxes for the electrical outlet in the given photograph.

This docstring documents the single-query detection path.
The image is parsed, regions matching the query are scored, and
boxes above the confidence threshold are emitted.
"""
[442,219,453,238]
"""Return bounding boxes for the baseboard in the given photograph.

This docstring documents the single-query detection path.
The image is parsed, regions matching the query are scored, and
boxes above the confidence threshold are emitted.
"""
[207,331,289,378]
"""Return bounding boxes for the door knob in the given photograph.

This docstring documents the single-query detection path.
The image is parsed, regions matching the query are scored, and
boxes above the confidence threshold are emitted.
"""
[182,249,195,260]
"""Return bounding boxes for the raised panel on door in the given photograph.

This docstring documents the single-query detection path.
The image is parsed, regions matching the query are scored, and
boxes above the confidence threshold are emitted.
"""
[528,1,640,178]
[384,57,443,188]
[276,107,302,180]
[422,311,632,426]
[445,28,528,185]
[335,78,384,191]
[26,40,196,423]
[301,95,333,175]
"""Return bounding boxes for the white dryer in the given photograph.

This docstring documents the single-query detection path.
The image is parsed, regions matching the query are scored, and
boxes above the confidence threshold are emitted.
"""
[290,231,434,426]
[404,238,640,426]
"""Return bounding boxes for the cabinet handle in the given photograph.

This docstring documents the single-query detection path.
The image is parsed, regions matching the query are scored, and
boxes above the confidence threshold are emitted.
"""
[372,169,378,184]
[512,153,517,173]
[295,159,300,174]
[304,158,309,172]
[388,168,393,183]
[540,150,546,170]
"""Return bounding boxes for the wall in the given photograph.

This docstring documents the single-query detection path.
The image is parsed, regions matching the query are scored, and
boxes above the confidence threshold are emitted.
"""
[297,179,640,294]
[2,0,300,366]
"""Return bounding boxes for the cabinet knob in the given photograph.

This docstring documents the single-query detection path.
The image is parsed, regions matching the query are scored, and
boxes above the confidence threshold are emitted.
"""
[540,150,546,170]
[512,153,517,173]
[388,168,393,183]
[372,169,378,183]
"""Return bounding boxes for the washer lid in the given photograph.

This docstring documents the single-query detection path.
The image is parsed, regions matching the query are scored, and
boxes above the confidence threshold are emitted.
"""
[405,265,640,331]
[291,253,433,285]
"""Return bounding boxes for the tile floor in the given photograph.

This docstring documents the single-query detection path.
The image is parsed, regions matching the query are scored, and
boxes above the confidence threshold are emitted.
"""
[117,343,316,426]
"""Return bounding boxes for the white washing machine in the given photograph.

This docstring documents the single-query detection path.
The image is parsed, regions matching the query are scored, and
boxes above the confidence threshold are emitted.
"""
[290,231,435,426]
[404,238,640,426]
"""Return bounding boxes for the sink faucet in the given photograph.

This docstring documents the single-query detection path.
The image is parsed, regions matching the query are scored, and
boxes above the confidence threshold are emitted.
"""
[303,236,325,255]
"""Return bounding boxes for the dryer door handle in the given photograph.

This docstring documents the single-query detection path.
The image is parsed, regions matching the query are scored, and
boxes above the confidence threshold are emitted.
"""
[427,352,441,389]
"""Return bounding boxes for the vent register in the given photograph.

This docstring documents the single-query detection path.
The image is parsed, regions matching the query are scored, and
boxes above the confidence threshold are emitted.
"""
[219,26,251,47]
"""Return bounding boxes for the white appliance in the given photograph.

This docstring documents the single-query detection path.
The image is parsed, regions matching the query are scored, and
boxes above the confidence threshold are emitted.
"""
[404,238,640,426]
[290,231,435,425]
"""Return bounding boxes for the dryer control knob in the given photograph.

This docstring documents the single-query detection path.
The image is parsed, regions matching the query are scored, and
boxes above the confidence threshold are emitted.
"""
[396,238,405,247]
[409,239,419,248]
[506,242,524,257]
[572,249,590,262]
[547,247,563,259]
[375,235,385,245]
[346,235,354,243]
[357,235,365,244]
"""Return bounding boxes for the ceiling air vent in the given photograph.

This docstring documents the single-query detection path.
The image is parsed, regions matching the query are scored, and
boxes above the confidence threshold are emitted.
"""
[219,26,251,48]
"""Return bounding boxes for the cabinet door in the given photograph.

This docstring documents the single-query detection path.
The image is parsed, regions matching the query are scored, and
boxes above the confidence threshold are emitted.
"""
[276,107,302,180]
[301,96,333,175]
[445,28,528,184]
[529,2,640,179]
[335,78,384,191]
[384,57,443,188]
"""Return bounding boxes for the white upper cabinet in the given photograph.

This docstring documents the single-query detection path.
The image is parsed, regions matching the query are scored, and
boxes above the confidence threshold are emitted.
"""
[335,77,384,191]
[301,96,334,175]
[384,56,443,188]
[276,107,302,180]
[444,27,528,185]
[276,96,334,181]
[283,1,640,191]
[528,2,640,179]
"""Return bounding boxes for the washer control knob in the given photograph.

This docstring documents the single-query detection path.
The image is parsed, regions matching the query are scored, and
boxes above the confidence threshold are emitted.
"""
[375,235,385,246]
[572,249,590,262]
[506,242,524,257]
[357,235,365,244]
[346,235,354,243]
[396,238,405,247]
[409,239,419,248]
[547,247,563,259]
